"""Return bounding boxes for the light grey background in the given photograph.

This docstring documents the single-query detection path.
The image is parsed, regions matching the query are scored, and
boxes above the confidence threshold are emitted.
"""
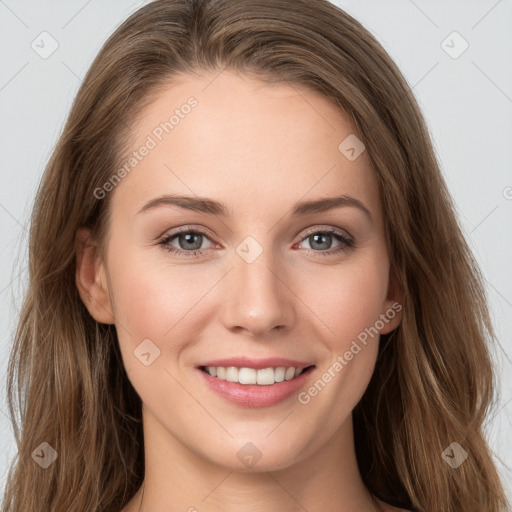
[1,0,511,504]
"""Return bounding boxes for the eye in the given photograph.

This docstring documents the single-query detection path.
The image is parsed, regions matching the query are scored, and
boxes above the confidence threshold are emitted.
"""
[294,227,354,258]
[157,226,355,258]
[158,226,215,257]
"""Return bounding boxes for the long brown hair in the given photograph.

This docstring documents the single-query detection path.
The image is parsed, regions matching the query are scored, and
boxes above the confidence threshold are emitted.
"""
[2,0,509,510]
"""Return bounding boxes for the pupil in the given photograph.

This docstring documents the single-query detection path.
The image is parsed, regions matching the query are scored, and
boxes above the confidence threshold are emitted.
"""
[311,233,330,250]
[181,233,201,250]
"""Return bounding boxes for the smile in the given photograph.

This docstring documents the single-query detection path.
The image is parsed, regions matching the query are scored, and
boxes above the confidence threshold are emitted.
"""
[200,365,314,385]
[197,360,316,408]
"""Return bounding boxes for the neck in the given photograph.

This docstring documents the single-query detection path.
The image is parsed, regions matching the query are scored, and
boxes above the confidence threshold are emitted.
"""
[128,407,379,512]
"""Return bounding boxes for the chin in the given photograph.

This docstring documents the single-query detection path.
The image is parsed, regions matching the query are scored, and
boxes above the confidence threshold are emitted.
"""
[197,433,314,474]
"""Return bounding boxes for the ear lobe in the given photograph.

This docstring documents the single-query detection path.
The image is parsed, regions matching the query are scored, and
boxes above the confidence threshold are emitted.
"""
[380,269,404,335]
[75,227,115,324]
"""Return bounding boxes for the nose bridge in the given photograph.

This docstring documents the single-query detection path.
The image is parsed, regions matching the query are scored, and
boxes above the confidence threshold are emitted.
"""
[219,234,295,335]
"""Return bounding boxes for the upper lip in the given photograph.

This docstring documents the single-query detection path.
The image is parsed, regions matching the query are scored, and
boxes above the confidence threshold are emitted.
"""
[197,357,315,370]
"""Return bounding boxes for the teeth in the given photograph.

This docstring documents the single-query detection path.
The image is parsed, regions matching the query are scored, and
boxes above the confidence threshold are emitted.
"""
[204,366,307,385]
[274,367,285,382]
[285,367,295,380]
[239,367,257,385]
[225,366,239,382]
[257,368,274,385]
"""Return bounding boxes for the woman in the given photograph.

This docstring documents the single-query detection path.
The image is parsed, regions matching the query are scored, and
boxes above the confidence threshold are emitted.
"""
[2,0,509,511]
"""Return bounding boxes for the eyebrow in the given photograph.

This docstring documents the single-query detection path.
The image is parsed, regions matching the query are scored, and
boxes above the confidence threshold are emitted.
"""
[136,194,372,220]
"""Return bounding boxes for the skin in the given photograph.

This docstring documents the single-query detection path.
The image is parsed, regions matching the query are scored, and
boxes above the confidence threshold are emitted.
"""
[76,70,406,512]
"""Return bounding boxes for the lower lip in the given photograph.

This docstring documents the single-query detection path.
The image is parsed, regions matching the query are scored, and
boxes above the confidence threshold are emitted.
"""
[197,367,315,408]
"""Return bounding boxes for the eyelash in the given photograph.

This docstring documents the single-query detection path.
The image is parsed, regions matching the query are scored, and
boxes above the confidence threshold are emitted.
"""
[157,225,355,259]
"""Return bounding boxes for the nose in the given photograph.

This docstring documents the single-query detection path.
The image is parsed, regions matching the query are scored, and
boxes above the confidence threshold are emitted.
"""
[219,242,296,337]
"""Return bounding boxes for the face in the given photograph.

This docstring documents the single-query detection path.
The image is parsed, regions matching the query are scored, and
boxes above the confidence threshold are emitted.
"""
[78,70,402,472]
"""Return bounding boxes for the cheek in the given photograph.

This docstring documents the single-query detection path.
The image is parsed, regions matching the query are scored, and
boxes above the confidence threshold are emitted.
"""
[107,247,219,366]
[292,255,388,414]
[297,254,389,352]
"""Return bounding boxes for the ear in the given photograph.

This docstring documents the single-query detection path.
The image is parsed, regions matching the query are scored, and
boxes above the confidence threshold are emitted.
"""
[75,227,115,324]
[379,268,403,334]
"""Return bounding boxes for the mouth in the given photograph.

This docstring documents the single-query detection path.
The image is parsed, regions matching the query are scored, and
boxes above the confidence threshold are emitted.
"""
[199,364,315,385]
[196,359,316,408]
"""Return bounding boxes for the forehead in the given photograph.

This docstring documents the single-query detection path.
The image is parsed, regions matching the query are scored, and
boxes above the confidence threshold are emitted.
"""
[109,70,380,222]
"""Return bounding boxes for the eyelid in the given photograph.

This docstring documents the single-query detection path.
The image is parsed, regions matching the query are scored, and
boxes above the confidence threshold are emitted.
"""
[298,225,353,241]
[156,223,216,241]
